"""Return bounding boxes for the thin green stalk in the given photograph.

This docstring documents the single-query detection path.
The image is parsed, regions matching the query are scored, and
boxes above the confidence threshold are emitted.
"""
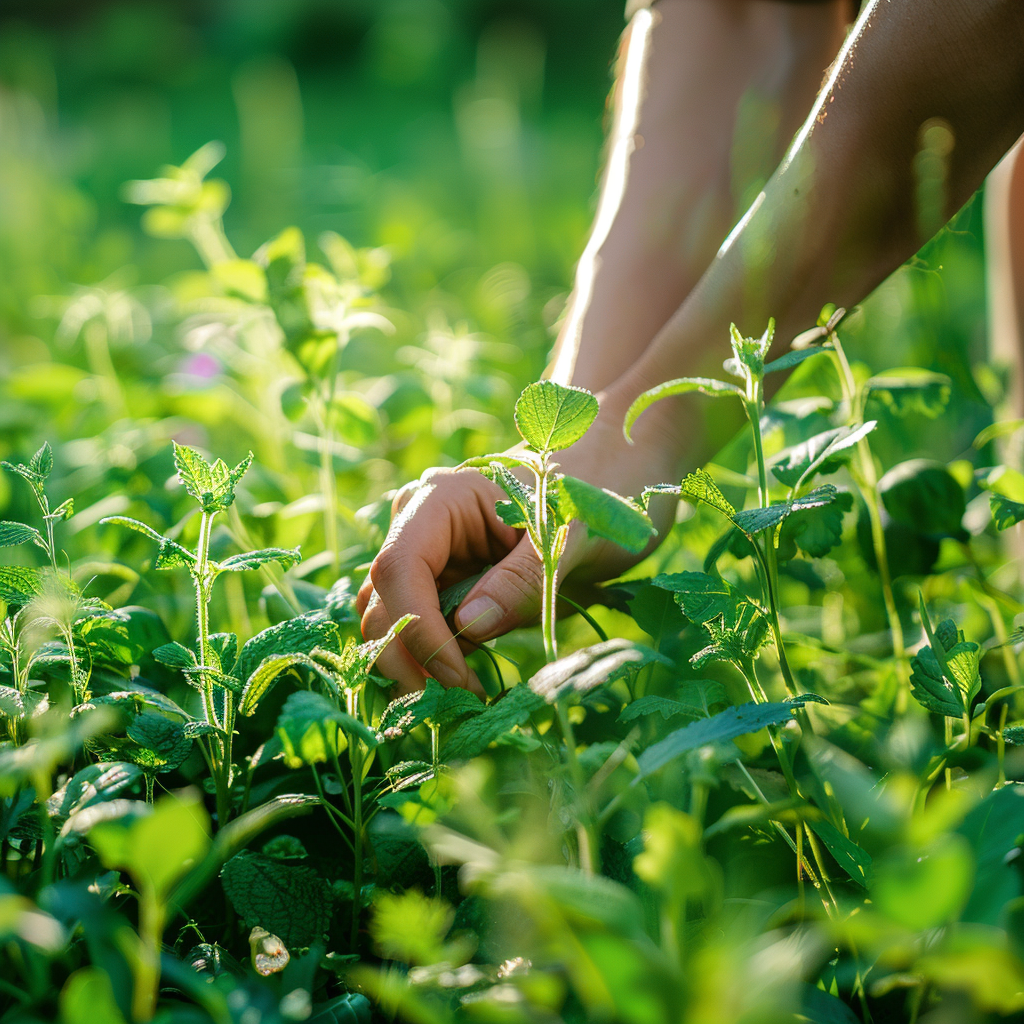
[348,687,365,952]
[556,701,598,874]
[998,703,1008,788]
[943,717,953,791]
[134,890,166,1022]
[829,339,906,687]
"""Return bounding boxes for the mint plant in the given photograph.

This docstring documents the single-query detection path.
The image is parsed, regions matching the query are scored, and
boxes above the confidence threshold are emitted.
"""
[102,442,300,826]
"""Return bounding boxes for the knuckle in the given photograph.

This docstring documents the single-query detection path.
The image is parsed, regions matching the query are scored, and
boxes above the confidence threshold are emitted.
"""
[369,545,403,588]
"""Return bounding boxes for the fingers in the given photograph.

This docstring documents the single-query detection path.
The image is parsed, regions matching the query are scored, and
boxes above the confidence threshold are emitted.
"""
[453,534,545,643]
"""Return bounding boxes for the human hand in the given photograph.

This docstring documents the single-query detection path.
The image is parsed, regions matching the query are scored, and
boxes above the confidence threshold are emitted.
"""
[357,390,685,694]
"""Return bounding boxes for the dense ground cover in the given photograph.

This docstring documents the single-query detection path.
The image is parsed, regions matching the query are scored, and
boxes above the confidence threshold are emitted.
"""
[4,4,1024,1023]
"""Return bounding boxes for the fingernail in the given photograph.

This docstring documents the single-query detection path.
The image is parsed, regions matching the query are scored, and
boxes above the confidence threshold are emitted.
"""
[456,597,503,641]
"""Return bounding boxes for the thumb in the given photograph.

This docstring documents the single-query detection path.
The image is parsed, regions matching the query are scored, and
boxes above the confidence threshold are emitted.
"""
[454,534,545,643]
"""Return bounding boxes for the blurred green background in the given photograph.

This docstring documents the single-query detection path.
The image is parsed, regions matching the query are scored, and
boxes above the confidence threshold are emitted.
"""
[0,0,1001,637]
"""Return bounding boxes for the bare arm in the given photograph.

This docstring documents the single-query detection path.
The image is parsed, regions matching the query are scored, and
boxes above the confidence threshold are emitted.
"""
[609,0,1024,445]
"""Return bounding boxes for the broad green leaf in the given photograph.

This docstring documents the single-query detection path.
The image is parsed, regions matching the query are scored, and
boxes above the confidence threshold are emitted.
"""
[690,604,771,668]
[0,683,47,720]
[29,442,54,481]
[617,682,728,723]
[221,850,333,948]
[438,570,487,618]
[0,566,43,605]
[172,441,214,504]
[236,612,340,682]
[770,422,876,488]
[558,476,656,554]
[991,493,1024,531]
[781,490,853,558]
[974,418,1024,449]
[494,500,527,528]
[101,516,197,568]
[809,819,872,887]
[377,677,486,741]
[679,469,735,518]
[47,762,143,822]
[239,652,317,717]
[118,713,192,772]
[633,804,711,900]
[484,462,535,531]
[153,641,197,669]
[529,639,672,703]
[733,485,837,536]
[652,571,747,624]
[864,368,951,418]
[370,889,454,966]
[624,377,742,442]
[514,381,599,452]
[331,392,381,447]
[0,522,43,549]
[635,700,804,780]
[89,791,210,895]
[762,343,834,375]
[879,460,966,539]
[275,690,377,768]
[910,606,981,717]
[442,684,545,761]
[217,547,301,573]
[870,834,973,930]
[60,968,127,1024]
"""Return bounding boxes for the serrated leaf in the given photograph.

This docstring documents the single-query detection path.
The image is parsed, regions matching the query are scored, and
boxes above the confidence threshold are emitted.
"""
[0,683,47,720]
[29,442,53,480]
[910,630,980,718]
[635,700,801,780]
[0,566,43,605]
[762,343,834,375]
[864,368,951,418]
[690,605,770,669]
[529,639,672,703]
[221,850,332,948]
[47,762,143,822]
[809,819,872,888]
[239,652,317,717]
[218,547,301,573]
[484,462,535,529]
[442,684,545,761]
[101,516,197,569]
[624,377,742,442]
[124,713,192,772]
[781,490,854,558]
[558,477,656,554]
[991,493,1024,531]
[652,571,745,624]
[494,501,527,528]
[770,422,876,488]
[733,485,837,536]
[617,682,728,724]
[0,522,43,548]
[235,613,340,682]
[377,677,485,741]
[439,571,487,618]
[153,642,197,669]
[172,442,214,504]
[879,460,966,539]
[315,613,415,690]
[514,381,599,452]
[639,483,681,511]
[679,469,735,518]
[726,320,775,380]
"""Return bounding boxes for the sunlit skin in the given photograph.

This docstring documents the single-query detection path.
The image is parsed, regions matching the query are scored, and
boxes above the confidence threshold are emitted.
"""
[359,0,1024,694]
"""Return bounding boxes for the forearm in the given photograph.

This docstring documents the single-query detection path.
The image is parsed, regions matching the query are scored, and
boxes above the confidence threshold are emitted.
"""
[613,0,1024,441]
[550,0,852,393]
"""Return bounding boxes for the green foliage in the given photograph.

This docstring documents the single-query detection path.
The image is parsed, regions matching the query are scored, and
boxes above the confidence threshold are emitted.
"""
[558,476,657,554]
[220,850,333,948]
[514,381,599,453]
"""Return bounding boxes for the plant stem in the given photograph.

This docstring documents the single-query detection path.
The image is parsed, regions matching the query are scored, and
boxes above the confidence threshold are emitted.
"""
[828,339,907,693]
[134,889,166,1022]
[348,687,364,952]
